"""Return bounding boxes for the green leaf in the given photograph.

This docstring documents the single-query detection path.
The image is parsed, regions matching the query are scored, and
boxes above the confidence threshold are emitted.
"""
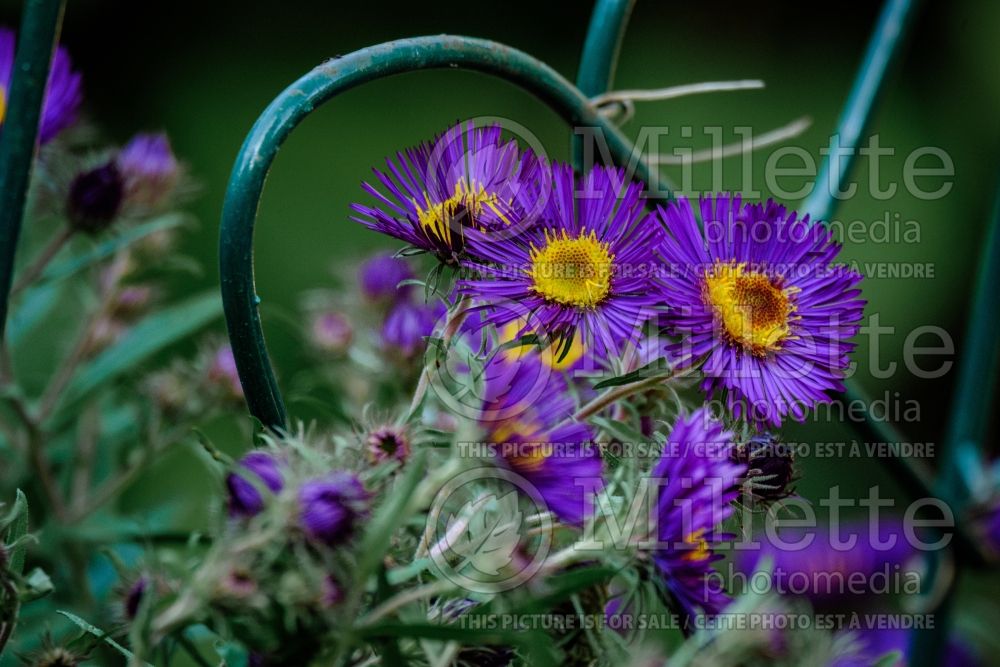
[39,214,186,285]
[357,449,429,581]
[6,281,60,348]
[510,565,618,614]
[4,490,29,576]
[19,568,53,602]
[50,291,222,427]
[592,360,665,390]
[589,416,645,445]
[357,622,559,667]
[873,651,903,667]
[56,610,151,665]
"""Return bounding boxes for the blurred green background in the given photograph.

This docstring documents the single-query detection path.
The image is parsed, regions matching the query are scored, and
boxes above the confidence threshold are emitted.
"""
[3,0,1000,621]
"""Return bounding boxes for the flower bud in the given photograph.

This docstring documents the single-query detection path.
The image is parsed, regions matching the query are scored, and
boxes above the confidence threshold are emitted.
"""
[365,424,410,464]
[108,285,155,321]
[207,344,244,400]
[117,132,181,210]
[309,311,352,355]
[28,647,81,667]
[67,161,124,234]
[731,433,796,503]
[298,472,369,546]
[123,575,149,621]
[226,451,284,517]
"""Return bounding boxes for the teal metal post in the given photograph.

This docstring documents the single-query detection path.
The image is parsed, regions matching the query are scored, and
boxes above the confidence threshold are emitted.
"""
[0,0,66,339]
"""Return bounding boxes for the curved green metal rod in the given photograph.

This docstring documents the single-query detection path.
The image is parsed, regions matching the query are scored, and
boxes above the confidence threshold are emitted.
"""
[803,0,916,222]
[800,0,937,499]
[219,35,671,429]
[576,0,635,98]
[0,0,66,340]
[574,0,636,167]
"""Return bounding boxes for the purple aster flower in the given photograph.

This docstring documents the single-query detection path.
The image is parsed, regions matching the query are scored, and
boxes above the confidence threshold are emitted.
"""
[735,518,920,609]
[226,451,284,517]
[478,352,602,525]
[460,164,665,357]
[67,161,124,233]
[358,253,414,302]
[298,472,370,546]
[649,408,744,620]
[351,121,543,265]
[309,311,352,354]
[381,299,445,358]
[116,132,181,210]
[657,195,865,428]
[0,27,82,144]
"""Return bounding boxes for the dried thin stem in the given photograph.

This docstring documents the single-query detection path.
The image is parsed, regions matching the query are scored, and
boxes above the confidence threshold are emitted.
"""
[592,79,765,106]
[649,116,812,165]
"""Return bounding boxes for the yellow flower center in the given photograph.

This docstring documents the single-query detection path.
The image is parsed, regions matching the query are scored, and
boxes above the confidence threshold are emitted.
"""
[0,86,7,124]
[414,180,508,251]
[500,318,585,371]
[506,443,550,472]
[529,229,613,309]
[490,420,549,472]
[681,529,711,562]
[703,261,796,356]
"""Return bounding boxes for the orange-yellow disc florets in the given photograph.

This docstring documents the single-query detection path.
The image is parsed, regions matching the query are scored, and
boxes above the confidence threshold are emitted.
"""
[704,261,796,356]
[529,229,613,309]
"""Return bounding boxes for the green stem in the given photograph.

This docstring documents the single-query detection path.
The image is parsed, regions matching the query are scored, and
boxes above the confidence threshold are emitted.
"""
[0,0,66,340]
[220,35,672,429]
[9,226,74,297]
[573,370,674,421]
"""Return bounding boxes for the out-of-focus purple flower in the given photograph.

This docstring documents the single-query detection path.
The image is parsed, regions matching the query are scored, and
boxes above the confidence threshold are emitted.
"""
[116,132,181,210]
[650,408,744,620]
[735,519,920,609]
[358,253,414,302]
[298,472,370,546]
[226,451,284,517]
[310,311,352,355]
[67,161,124,233]
[366,424,410,464]
[381,300,445,358]
[208,345,244,399]
[478,353,602,526]
[321,576,343,608]
[0,27,82,144]
[123,575,148,620]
